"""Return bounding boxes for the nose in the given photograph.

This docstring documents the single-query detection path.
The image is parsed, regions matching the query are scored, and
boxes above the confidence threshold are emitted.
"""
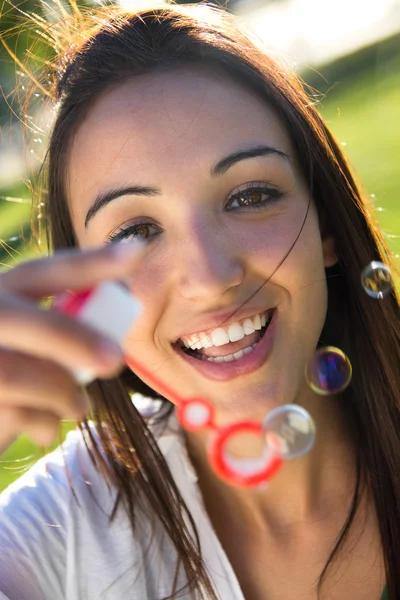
[176,218,244,302]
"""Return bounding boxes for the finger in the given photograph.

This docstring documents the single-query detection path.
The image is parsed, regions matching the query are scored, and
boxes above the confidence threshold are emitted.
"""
[0,241,143,300]
[0,295,125,376]
[1,405,62,448]
[0,349,89,419]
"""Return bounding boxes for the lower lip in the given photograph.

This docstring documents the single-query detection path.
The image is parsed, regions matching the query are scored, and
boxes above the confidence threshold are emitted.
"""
[174,309,277,381]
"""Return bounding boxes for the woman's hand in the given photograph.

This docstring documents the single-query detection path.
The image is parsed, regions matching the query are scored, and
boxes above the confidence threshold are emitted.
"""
[0,243,141,455]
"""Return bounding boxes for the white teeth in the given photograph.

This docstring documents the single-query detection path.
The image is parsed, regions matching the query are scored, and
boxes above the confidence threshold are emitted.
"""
[208,353,231,362]
[181,309,272,351]
[223,354,233,362]
[211,328,230,347]
[253,314,262,330]
[222,354,236,362]
[228,323,245,342]
[202,344,256,363]
[242,318,255,335]
[199,336,213,348]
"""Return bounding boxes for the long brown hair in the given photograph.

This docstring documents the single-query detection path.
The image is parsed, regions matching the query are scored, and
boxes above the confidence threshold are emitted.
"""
[7,2,400,598]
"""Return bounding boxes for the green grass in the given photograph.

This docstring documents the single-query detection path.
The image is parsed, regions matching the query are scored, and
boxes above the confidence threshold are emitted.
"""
[1,46,400,492]
[315,52,400,256]
[0,421,77,491]
[0,180,40,267]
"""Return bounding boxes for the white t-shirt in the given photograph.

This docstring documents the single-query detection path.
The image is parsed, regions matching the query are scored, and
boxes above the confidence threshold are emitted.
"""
[0,408,245,600]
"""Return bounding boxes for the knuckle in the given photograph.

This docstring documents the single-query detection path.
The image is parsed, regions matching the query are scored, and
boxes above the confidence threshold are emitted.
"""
[0,352,76,414]
[0,352,24,393]
[0,263,31,293]
[53,366,78,394]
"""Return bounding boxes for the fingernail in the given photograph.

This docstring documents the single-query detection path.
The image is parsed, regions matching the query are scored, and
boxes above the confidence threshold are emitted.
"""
[74,368,95,386]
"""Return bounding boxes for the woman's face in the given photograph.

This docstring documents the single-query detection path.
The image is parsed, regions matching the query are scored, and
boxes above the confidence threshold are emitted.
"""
[67,66,337,423]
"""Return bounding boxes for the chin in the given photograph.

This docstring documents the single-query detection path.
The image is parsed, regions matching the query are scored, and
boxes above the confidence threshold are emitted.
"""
[209,384,283,424]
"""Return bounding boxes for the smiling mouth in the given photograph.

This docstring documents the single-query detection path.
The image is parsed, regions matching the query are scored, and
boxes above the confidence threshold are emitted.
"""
[175,309,274,364]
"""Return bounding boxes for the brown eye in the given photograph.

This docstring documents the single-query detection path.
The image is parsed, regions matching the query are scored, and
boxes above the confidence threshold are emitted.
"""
[237,190,265,207]
[107,222,160,244]
[226,185,283,211]
[135,224,152,238]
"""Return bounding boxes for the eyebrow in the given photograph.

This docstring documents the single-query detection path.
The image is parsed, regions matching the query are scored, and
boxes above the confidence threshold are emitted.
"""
[84,144,289,228]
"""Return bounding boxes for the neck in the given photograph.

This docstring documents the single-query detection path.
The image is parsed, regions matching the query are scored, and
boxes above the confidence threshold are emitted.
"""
[183,391,358,532]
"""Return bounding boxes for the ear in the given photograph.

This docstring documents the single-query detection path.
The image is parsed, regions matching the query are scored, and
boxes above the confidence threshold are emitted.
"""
[318,207,339,268]
[322,233,339,268]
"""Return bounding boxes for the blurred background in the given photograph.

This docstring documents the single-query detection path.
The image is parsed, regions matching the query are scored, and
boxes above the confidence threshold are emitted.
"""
[1,0,399,490]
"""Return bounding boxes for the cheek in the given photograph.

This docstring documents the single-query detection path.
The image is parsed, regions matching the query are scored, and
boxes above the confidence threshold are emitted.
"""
[243,209,327,305]
[234,209,319,271]
[122,250,171,351]
[126,244,170,298]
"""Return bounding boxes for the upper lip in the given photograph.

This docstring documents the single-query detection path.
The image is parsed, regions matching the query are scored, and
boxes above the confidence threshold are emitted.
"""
[173,305,275,343]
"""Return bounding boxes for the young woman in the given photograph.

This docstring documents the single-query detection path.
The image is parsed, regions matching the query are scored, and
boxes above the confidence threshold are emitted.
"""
[0,3,398,599]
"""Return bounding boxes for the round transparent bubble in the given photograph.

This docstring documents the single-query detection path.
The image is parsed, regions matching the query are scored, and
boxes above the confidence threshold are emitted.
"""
[305,346,352,395]
[361,261,393,299]
[263,404,316,459]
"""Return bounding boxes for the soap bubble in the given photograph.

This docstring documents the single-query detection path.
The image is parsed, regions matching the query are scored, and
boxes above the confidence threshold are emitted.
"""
[263,404,315,459]
[361,261,393,299]
[305,346,352,395]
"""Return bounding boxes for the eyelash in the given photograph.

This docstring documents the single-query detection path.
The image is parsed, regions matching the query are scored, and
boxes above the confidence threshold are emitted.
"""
[107,183,284,244]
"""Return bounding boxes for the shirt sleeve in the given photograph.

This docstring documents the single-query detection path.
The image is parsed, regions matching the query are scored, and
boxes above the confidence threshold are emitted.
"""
[0,440,73,600]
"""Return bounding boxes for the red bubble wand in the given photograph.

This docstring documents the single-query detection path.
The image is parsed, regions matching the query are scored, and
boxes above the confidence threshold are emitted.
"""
[55,281,283,488]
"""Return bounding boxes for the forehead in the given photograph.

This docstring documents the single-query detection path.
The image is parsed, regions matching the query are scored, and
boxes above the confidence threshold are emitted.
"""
[67,66,294,219]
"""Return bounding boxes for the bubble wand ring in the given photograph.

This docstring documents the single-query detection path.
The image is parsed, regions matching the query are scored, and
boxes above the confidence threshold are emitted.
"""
[55,282,284,489]
[125,357,284,488]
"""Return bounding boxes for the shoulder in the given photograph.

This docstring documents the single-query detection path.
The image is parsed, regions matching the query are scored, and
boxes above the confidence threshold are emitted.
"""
[0,423,115,599]
[0,406,194,600]
[0,421,114,520]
